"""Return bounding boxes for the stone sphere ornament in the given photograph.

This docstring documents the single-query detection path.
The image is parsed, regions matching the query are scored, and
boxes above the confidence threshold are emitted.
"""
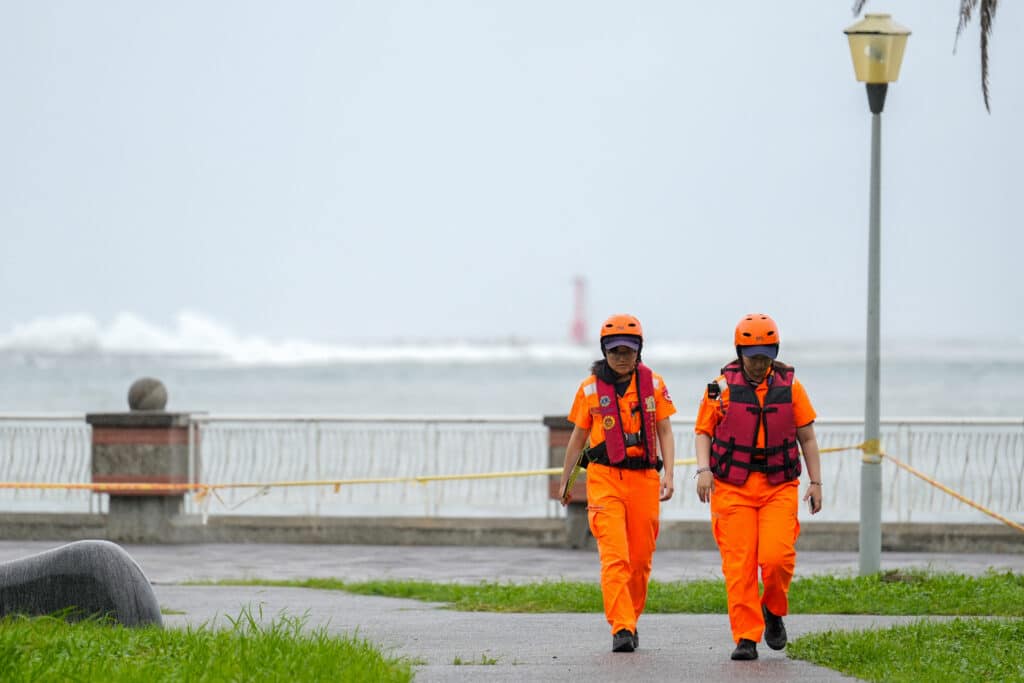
[128,377,168,411]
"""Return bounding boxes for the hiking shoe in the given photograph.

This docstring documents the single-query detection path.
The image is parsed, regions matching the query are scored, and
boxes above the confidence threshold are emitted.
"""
[731,638,758,660]
[762,605,787,650]
[632,629,639,649]
[612,629,635,652]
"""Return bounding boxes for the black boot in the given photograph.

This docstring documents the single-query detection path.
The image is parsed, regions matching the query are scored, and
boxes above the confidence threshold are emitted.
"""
[762,605,788,650]
[731,638,758,660]
[632,628,639,649]
[612,629,635,652]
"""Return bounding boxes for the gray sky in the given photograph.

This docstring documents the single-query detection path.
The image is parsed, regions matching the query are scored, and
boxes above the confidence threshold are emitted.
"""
[2,1,1021,346]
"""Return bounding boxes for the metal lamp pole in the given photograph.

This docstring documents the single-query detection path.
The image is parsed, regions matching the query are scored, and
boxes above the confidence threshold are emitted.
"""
[861,84,886,576]
[844,14,910,576]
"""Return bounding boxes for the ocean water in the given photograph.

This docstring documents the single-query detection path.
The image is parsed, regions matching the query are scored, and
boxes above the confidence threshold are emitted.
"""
[1,311,1021,417]
[2,342,1022,418]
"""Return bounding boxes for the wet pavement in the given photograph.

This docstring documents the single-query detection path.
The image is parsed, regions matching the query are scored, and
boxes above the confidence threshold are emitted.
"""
[2,541,1021,682]
[4,542,1021,585]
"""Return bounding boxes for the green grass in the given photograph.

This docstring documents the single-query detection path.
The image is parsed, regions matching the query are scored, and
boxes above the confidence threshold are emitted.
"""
[788,569,1024,616]
[196,569,1024,616]
[179,572,1024,681]
[0,608,412,683]
[452,653,499,665]
[788,618,1024,682]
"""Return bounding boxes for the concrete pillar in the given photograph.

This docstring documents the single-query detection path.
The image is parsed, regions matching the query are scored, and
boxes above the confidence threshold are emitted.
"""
[544,415,591,549]
[87,378,193,543]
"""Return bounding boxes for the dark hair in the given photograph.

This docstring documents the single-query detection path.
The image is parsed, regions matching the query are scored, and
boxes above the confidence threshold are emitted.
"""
[591,359,618,384]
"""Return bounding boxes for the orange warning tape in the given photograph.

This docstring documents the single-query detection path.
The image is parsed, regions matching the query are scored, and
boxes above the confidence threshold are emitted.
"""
[878,448,1024,534]
[815,441,1023,534]
[1,445,1020,533]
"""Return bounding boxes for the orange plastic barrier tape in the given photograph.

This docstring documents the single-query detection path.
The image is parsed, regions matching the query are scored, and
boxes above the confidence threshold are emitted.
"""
[3,446,1020,534]
[879,449,1024,534]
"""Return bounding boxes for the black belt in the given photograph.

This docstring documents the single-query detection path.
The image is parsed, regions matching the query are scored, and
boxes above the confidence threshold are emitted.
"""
[583,442,662,472]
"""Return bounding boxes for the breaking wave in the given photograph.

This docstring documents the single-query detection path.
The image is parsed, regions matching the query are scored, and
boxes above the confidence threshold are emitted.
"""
[0,311,1017,367]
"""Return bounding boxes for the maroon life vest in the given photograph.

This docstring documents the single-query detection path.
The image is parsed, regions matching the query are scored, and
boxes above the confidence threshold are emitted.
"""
[710,360,802,485]
[595,363,660,467]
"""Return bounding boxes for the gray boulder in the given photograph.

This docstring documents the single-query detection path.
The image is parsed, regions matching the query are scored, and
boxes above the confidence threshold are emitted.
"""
[0,540,163,627]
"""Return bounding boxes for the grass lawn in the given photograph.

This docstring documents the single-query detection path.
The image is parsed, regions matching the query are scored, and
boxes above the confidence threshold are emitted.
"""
[13,571,1016,681]
[788,617,1024,682]
[194,570,1024,682]
[196,569,1024,616]
[0,609,412,683]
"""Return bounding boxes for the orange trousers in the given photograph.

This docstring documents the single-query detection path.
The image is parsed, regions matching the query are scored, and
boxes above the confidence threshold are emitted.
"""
[711,473,800,644]
[586,463,661,635]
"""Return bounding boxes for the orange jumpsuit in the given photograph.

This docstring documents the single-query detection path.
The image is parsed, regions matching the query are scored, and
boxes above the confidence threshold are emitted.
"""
[695,367,816,644]
[569,370,675,635]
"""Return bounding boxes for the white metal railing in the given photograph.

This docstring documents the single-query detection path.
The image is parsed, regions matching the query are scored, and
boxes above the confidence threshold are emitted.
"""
[0,414,103,513]
[186,415,549,518]
[670,418,1024,524]
[1,414,1021,525]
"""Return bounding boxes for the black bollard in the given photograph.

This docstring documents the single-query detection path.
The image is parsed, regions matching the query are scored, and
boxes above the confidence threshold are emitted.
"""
[0,540,163,627]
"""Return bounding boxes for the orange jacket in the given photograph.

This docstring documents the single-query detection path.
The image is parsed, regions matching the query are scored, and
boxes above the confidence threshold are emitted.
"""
[569,367,676,459]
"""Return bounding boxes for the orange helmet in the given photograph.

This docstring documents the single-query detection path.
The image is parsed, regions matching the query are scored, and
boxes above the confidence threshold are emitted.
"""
[735,313,780,358]
[600,314,643,355]
[600,314,643,340]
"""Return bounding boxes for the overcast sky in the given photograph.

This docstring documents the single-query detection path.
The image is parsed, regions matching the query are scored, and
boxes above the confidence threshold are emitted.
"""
[1,1,1021,346]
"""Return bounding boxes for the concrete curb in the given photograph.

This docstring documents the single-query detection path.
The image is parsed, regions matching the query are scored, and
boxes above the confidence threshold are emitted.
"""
[1,514,1021,553]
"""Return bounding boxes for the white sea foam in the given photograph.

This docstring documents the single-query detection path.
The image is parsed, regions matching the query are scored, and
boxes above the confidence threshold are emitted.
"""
[0,312,1019,367]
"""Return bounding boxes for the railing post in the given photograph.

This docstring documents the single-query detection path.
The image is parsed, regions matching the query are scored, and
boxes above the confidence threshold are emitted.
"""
[186,418,195,515]
[314,421,322,518]
[87,379,191,543]
[543,416,590,549]
[88,411,192,543]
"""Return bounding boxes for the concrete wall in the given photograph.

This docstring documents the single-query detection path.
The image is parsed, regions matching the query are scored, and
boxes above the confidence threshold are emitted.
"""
[0,513,1020,553]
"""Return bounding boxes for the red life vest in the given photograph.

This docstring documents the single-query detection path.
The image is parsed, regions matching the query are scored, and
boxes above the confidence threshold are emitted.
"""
[595,363,660,468]
[710,360,802,485]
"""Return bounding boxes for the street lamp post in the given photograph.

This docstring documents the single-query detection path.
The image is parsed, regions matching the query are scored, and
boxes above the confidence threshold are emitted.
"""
[844,14,910,576]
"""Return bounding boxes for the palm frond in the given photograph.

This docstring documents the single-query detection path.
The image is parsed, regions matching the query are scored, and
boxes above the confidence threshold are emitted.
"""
[977,0,998,111]
[955,0,979,41]
[856,0,998,112]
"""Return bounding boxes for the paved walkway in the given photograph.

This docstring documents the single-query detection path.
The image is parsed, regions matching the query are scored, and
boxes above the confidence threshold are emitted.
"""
[4,542,1022,584]
[3,542,1022,682]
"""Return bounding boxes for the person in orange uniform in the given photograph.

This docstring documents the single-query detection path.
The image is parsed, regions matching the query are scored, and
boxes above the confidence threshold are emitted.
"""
[694,313,823,661]
[558,313,676,653]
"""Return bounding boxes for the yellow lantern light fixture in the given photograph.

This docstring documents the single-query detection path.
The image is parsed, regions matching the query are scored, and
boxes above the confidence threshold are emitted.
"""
[845,13,911,113]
